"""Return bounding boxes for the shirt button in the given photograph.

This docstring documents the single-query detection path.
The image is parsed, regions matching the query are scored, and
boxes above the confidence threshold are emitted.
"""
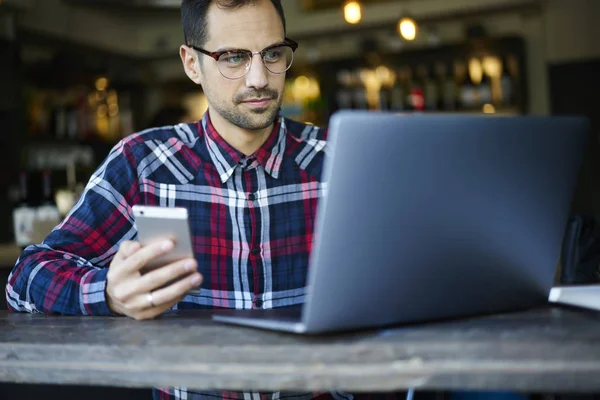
[248,193,256,201]
[251,247,260,256]
[254,298,263,308]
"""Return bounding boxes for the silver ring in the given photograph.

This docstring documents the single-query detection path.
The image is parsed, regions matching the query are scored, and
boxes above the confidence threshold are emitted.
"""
[147,292,156,308]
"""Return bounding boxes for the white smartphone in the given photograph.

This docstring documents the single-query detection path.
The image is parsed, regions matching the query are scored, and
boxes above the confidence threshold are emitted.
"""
[131,205,199,294]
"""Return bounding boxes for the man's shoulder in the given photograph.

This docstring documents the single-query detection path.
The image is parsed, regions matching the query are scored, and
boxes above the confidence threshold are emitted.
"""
[111,123,203,181]
[283,118,328,142]
[282,118,328,179]
[120,123,200,151]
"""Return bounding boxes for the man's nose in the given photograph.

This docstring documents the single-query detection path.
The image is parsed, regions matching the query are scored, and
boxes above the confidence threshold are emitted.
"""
[245,54,269,89]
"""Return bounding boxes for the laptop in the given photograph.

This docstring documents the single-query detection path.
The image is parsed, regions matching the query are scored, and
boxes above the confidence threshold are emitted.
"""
[212,110,589,334]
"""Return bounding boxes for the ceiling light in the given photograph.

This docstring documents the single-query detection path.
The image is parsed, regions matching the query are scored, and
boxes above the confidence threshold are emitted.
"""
[398,17,418,41]
[343,1,362,25]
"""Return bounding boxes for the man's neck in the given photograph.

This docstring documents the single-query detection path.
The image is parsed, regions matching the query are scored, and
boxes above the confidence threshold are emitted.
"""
[209,110,274,156]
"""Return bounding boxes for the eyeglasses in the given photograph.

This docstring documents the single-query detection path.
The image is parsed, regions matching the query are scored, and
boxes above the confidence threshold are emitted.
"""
[189,38,298,80]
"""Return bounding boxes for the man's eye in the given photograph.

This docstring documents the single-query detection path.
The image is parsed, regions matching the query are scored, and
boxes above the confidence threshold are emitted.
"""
[221,53,246,65]
[263,50,282,63]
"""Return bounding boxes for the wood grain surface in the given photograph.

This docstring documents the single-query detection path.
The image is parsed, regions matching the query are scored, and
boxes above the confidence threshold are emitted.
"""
[0,307,599,393]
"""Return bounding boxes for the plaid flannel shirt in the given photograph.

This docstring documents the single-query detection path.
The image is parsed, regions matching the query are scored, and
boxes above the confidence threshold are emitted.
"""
[6,112,405,400]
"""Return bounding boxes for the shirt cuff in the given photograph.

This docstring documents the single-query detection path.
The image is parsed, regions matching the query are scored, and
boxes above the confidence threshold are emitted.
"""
[80,268,119,316]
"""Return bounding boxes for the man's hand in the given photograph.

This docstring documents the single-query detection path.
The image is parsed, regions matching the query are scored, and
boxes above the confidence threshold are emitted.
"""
[106,240,202,320]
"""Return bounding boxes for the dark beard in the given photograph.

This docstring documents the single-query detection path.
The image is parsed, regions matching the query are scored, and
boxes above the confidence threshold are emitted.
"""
[223,104,279,130]
[218,88,282,130]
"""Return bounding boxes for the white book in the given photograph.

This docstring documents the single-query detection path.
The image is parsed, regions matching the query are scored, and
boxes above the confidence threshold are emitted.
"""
[549,285,600,311]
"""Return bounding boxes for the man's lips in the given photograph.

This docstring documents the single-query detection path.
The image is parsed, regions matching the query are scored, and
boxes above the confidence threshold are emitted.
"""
[243,98,273,107]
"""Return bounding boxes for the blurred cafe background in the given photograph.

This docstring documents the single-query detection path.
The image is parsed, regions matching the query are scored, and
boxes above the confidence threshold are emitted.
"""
[0,0,598,250]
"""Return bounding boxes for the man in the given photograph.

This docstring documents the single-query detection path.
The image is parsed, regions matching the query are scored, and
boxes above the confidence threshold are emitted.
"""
[6,1,408,399]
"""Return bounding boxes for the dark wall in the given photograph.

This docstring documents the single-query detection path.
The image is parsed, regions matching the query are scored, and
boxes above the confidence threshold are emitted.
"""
[0,269,8,310]
[549,59,600,219]
[0,40,23,243]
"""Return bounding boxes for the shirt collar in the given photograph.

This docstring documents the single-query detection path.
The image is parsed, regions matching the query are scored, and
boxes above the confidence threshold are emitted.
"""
[201,111,287,183]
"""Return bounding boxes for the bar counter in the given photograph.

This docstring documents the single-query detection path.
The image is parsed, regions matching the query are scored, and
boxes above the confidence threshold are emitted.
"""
[1,307,600,393]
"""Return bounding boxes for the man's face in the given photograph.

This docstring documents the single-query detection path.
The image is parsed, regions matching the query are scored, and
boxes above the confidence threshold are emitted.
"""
[195,0,287,131]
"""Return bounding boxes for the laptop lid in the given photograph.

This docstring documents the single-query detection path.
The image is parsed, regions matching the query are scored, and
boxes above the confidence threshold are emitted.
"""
[300,111,588,334]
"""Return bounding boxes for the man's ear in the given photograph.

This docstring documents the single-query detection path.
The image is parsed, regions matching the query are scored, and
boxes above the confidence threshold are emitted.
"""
[180,45,203,85]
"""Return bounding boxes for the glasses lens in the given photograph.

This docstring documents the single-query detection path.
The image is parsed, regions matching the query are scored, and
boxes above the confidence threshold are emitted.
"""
[217,51,251,79]
[263,45,294,74]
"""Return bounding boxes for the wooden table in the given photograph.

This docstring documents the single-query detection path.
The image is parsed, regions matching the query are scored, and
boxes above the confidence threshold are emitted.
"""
[1,307,600,394]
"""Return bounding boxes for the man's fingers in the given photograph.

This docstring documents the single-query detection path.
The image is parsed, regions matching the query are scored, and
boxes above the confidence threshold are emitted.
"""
[115,241,142,262]
[107,241,143,296]
[124,272,201,318]
[146,272,202,309]
[108,239,200,320]
[131,299,178,321]
[113,241,142,264]
[134,258,197,295]
[122,241,142,258]
[121,239,174,274]
[108,241,144,284]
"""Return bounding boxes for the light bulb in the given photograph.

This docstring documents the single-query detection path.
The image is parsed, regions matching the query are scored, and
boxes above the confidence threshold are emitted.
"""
[468,58,483,85]
[398,17,417,41]
[344,1,362,25]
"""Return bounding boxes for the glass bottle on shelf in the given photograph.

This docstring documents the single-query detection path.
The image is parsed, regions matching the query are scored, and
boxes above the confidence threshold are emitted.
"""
[379,84,390,111]
[39,92,51,137]
[499,58,513,106]
[462,58,481,110]
[408,66,425,112]
[376,66,393,111]
[442,62,457,111]
[335,70,353,111]
[25,88,38,137]
[390,67,408,112]
[501,55,519,107]
[481,56,503,106]
[76,87,92,141]
[66,89,79,141]
[28,89,51,138]
[421,65,439,111]
[35,170,61,243]
[453,60,467,111]
[38,170,61,220]
[107,89,121,140]
[13,172,36,250]
[352,69,368,110]
[479,70,493,106]
[54,161,80,218]
[434,62,447,111]
[53,93,68,140]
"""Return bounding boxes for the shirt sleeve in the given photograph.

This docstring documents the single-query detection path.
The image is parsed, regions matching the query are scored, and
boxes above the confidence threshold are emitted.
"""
[5,140,141,315]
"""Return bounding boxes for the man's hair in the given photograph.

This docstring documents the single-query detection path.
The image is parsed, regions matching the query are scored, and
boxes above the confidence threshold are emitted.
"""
[181,0,287,48]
